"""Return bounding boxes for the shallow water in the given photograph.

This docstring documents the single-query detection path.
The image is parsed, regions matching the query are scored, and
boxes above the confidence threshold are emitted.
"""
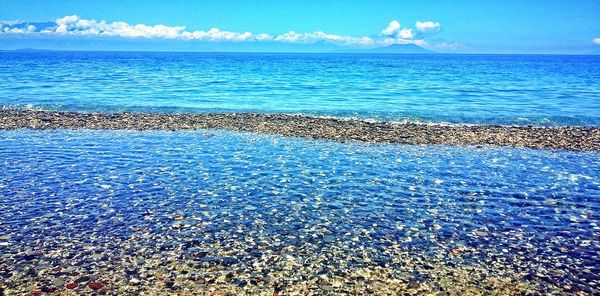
[0,130,598,294]
[1,51,600,126]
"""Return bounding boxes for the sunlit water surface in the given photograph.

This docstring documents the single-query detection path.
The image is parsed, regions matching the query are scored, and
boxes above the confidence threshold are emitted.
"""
[1,51,600,126]
[0,130,598,294]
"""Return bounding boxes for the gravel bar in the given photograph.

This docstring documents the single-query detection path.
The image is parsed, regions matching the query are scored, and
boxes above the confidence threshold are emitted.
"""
[1,110,599,151]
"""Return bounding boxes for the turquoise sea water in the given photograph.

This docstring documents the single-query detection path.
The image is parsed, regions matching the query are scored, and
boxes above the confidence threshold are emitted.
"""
[0,130,599,293]
[1,51,600,126]
[1,52,599,293]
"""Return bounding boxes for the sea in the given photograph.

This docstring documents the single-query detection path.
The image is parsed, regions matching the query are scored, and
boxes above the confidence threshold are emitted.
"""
[0,51,598,294]
[1,51,600,126]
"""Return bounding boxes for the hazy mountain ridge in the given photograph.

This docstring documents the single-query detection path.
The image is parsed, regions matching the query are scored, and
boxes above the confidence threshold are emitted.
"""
[334,44,435,54]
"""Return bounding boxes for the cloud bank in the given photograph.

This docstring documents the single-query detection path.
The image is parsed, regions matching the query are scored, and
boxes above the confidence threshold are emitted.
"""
[378,20,444,47]
[594,38,600,45]
[1,15,447,49]
[415,21,441,33]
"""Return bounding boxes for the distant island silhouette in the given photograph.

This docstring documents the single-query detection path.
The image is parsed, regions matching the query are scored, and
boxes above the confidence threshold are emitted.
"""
[334,44,434,54]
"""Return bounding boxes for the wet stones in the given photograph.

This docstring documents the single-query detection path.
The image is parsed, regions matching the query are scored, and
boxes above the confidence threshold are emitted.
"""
[1,110,598,152]
[75,275,91,283]
[40,286,55,293]
[185,247,209,260]
[22,251,43,261]
[65,282,78,289]
[221,256,238,266]
[88,282,104,290]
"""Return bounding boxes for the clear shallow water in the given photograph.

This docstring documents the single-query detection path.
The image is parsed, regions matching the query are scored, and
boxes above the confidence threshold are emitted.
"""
[0,130,598,294]
[1,51,600,126]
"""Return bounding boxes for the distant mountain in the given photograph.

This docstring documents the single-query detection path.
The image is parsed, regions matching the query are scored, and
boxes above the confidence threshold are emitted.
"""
[368,44,434,53]
[335,44,435,54]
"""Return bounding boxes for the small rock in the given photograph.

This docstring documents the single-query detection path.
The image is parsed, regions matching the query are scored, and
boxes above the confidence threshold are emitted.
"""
[174,216,184,221]
[129,278,141,285]
[450,248,463,256]
[320,285,334,291]
[23,251,43,261]
[51,278,64,287]
[165,280,175,289]
[221,257,237,266]
[41,286,55,293]
[233,279,247,287]
[75,275,90,283]
[88,282,104,290]
[66,282,78,289]
[323,235,335,243]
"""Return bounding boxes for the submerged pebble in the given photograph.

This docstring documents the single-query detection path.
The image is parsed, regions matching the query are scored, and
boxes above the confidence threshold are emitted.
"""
[0,129,598,294]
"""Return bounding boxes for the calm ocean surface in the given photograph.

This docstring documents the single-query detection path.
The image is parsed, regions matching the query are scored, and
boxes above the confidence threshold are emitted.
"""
[1,51,600,126]
[1,52,599,293]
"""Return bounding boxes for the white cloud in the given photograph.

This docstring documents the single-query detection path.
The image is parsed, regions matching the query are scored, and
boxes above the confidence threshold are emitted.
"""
[181,28,253,41]
[381,20,401,36]
[255,33,273,41]
[415,21,440,33]
[273,30,373,46]
[56,15,79,25]
[397,28,414,39]
[593,38,600,45]
[52,15,185,39]
[274,31,303,42]
[429,42,463,51]
[0,15,373,45]
[0,16,445,49]
[380,20,415,39]
[382,38,427,46]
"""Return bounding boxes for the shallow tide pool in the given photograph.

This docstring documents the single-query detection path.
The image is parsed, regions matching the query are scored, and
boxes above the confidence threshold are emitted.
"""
[0,130,599,294]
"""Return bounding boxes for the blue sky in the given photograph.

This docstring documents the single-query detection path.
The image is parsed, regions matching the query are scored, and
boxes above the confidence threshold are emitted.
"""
[1,0,599,53]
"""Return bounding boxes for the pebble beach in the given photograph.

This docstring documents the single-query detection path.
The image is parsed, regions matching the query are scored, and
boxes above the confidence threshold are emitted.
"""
[1,110,599,151]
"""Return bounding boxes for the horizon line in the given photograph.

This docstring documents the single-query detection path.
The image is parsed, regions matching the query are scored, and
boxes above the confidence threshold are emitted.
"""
[1,48,599,56]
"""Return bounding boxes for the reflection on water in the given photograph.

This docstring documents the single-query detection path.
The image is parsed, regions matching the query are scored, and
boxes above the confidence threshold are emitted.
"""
[1,52,600,126]
[0,130,598,294]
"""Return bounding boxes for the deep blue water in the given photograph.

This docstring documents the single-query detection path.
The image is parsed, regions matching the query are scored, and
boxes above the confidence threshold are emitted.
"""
[1,51,600,126]
[0,130,599,293]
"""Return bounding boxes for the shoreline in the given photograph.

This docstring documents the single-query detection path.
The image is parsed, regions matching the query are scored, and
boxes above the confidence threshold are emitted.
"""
[1,109,599,151]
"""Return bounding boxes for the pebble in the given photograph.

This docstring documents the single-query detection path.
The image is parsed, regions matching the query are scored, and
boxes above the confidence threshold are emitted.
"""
[23,251,43,261]
[75,275,90,283]
[88,282,104,290]
[323,235,335,243]
[51,278,64,287]
[66,282,78,289]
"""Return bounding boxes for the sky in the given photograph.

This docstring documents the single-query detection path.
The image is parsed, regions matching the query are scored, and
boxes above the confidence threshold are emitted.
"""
[1,0,599,54]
